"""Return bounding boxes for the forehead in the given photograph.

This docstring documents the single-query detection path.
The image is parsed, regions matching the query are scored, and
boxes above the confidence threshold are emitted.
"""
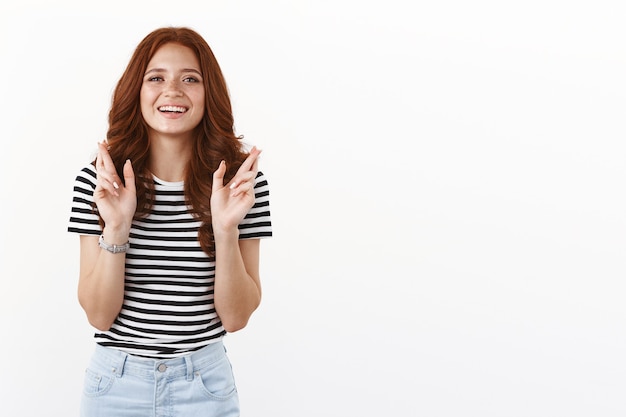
[147,43,200,70]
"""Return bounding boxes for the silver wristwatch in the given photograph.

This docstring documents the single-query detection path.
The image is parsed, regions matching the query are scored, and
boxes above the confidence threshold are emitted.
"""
[98,235,130,254]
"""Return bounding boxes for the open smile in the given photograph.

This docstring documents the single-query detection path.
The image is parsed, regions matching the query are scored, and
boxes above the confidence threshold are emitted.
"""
[158,105,188,113]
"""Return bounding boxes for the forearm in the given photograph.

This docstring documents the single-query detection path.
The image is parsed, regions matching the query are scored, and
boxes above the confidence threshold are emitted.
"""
[213,230,261,332]
[77,231,128,330]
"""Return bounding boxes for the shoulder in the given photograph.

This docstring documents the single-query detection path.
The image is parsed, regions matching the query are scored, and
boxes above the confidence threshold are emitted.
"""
[73,161,97,186]
[253,171,271,200]
[70,161,98,201]
[68,161,101,235]
[254,170,270,188]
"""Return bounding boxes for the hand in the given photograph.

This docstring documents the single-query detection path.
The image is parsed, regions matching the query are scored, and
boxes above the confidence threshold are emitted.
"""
[93,142,137,237]
[211,147,261,237]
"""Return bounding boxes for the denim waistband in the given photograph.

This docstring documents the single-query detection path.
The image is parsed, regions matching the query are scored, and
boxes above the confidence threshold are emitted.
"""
[91,341,227,381]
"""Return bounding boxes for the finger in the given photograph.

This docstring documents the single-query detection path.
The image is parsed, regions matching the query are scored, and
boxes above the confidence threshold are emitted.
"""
[96,176,119,197]
[98,142,119,175]
[251,154,259,175]
[96,149,105,171]
[237,147,261,174]
[212,161,226,193]
[96,162,117,183]
[230,181,254,198]
[97,142,122,190]
[96,160,119,189]
[123,159,136,194]
[228,170,256,191]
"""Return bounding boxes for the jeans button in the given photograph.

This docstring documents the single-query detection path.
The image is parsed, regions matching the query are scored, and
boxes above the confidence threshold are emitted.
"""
[157,363,167,372]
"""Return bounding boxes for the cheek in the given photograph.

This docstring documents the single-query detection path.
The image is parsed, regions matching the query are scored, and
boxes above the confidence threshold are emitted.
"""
[193,91,205,107]
[192,93,206,117]
[139,89,160,119]
[139,89,150,112]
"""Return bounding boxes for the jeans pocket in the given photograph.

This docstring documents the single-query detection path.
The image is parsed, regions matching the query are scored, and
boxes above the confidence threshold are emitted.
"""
[83,368,114,397]
[193,356,238,400]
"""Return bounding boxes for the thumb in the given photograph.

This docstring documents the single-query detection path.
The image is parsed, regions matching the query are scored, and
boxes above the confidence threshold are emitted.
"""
[212,161,226,193]
[123,159,136,193]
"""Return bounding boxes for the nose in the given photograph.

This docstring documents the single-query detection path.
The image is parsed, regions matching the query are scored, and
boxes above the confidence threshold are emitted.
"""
[164,79,183,97]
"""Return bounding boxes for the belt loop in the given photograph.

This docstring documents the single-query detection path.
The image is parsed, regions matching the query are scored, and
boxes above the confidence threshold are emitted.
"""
[112,350,128,378]
[184,355,194,381]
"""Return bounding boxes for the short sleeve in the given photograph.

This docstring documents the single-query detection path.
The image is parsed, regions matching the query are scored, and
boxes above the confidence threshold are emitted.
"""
[238,171,273,240]
[67,163,102,236]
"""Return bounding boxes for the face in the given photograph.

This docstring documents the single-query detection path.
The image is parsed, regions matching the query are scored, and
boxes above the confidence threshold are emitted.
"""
[140,43,205,141]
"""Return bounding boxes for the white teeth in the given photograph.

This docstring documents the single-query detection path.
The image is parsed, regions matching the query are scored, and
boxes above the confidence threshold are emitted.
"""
[159,105,187,113]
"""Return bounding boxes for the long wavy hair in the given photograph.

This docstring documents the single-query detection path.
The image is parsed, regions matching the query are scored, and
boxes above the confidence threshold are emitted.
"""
[102,27,247,256]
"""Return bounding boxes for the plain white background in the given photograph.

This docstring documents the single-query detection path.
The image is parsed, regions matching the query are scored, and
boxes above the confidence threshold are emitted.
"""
[1,1,625,416]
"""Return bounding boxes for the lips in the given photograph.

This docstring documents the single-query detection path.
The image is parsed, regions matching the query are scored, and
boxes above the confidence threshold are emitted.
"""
[158,105,188,113]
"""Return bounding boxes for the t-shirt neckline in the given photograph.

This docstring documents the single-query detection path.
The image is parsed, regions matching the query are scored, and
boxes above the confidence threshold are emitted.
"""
[152,174,184,187]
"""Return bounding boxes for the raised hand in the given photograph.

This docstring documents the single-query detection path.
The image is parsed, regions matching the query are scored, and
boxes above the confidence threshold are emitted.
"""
[94,142,137,235]
[211,147,261,237]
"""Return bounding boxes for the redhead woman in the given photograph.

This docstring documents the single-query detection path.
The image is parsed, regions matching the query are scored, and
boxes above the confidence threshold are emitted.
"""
[68,27,272,416]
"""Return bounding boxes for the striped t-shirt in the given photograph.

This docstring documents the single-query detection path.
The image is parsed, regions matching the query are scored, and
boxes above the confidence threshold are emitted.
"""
[68,163,272,358]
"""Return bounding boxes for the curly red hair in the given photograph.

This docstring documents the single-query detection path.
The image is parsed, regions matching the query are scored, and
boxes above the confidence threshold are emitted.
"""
[102,27,247,256]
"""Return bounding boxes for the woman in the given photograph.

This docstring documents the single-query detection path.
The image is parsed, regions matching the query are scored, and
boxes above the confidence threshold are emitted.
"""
[68,27,272,416]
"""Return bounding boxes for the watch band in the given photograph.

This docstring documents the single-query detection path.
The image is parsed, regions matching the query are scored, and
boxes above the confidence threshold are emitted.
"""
[98,235,130,254]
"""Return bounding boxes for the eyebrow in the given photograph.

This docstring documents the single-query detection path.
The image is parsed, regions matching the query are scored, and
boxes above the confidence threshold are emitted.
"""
[145,68,203,76]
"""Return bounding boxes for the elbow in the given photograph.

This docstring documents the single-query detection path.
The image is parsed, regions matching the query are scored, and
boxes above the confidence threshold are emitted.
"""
[220,302,260,333]
[82,307,115,331]
[221,316,250,333]
[217,293,261,333]
[87,316,115,332]
[78,296,116,331]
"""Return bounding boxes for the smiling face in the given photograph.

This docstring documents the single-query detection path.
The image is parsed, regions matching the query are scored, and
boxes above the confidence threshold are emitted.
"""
[140,43,205,142]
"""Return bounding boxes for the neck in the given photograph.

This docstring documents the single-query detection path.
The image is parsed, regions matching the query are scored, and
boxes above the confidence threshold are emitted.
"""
[148,133,193,182]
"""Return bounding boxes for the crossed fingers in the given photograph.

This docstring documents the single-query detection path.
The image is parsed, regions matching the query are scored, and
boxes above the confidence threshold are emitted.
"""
[96,142,122,197]
[228,147,260,198]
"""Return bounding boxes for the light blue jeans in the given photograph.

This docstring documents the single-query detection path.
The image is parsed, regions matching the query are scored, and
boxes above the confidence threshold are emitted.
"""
[80,341,240,417]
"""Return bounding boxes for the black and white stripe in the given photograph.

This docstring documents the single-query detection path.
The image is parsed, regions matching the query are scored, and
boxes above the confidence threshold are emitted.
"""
[68,163,272,358]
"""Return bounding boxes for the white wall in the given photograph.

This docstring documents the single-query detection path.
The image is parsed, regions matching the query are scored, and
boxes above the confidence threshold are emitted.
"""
[1,1,625,416]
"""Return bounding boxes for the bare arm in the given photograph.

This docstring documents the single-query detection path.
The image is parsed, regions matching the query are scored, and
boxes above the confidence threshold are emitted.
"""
[214,235,262,332]
[78,234,127,330]
[211,148,263,332]
[77,143,136,330]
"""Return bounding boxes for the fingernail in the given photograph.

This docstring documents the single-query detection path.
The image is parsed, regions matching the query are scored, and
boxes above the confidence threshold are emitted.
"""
[113,181,119,189]
[230,182,237,190]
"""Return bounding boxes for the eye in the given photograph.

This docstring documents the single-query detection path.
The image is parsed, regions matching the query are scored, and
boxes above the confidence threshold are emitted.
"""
[183,76,200,83]
[147,76,164,82]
